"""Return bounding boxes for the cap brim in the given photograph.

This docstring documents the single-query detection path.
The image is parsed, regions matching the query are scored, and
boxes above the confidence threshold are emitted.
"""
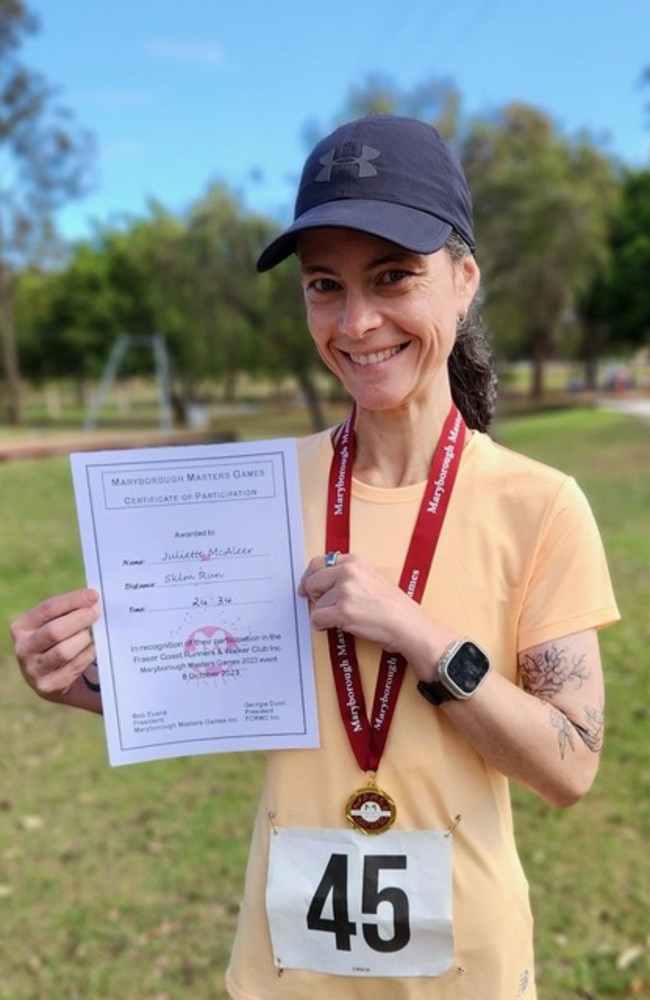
[256,199,452,272]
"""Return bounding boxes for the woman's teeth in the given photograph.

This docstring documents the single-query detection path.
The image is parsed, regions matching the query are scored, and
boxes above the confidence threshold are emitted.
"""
[349,345,404,366]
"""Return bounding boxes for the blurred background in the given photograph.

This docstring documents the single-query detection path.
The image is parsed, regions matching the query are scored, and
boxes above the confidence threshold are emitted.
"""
[0,0,649,441]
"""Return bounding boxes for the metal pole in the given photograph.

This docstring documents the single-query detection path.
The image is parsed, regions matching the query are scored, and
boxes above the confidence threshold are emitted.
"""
[83,335,129,431]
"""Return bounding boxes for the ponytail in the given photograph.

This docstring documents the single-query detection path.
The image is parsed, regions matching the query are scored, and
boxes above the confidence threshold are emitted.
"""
[445,232,498,433]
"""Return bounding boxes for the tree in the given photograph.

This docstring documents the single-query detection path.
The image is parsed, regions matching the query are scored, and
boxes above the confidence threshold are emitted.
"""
[15,186,329,429]
[0,0,94,423]
[304,72,462,152]
[346,72,462,139]
[460,104,620,397]
[18,207,208,416]
[14,235,133,388]
[580,169,650,360]
[13,205,187,412]
[187,184,328,429]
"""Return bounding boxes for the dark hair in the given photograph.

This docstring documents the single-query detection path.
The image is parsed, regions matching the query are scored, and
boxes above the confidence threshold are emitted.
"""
[444,232,497,432]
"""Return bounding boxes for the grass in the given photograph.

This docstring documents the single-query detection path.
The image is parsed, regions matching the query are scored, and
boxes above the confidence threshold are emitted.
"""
[0,405,648,999]
[498,410,650,999]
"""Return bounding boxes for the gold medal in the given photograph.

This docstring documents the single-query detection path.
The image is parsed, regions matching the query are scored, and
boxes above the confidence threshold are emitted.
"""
[345,780,396,835]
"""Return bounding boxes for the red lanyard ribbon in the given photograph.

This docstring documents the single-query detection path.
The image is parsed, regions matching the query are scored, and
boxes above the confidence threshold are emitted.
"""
[325,404,466,773]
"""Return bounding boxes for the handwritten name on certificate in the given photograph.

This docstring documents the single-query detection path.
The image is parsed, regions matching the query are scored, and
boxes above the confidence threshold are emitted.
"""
[70,439,319,766]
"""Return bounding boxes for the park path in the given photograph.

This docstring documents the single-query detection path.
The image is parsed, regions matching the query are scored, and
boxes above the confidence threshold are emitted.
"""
[0,396,646,464]
[0,428,217,464]
[597,397,650,418]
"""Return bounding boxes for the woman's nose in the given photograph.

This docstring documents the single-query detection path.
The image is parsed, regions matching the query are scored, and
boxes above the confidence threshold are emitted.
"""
[337,291,381,340]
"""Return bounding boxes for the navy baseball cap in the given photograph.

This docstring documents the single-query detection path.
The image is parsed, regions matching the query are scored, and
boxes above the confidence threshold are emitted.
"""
[256,114,475,272]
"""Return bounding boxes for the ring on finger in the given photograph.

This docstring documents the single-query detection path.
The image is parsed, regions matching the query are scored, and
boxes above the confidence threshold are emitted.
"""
[325,550,341,568]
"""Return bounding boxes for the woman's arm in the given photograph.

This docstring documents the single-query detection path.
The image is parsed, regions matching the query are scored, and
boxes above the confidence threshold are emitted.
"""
[300,552,605,808]
[437,629,604,807]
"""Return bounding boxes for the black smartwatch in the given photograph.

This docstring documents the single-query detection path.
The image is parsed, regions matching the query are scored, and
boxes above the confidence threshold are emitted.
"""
[417,639,491,705]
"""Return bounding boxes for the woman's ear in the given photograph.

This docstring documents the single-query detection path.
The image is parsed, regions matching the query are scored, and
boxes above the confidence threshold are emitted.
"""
[456,254,481,313]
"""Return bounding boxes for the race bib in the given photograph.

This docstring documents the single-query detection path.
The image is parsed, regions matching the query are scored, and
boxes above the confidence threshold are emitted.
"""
[266,827,454,977]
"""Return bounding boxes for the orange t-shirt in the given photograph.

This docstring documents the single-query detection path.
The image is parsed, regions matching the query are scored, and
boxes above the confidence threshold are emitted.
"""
[226,429,619,1000]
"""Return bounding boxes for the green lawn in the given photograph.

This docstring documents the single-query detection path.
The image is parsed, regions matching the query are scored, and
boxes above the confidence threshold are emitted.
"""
[0,406,647,999]
[498,410,650,998]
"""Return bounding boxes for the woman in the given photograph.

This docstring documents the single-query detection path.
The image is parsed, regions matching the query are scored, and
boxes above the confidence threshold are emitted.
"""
[11,115,619,999]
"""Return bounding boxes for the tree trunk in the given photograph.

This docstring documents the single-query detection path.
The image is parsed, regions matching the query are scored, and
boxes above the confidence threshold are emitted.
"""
[0,263,23,425]
[582,318,606,392]
[295,367,327,432]
[223,367,239,402]
[529,326,548,400]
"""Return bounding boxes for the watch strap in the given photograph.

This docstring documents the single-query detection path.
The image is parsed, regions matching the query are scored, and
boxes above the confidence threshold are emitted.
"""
[416,677,454,705]
[417,639,462,705]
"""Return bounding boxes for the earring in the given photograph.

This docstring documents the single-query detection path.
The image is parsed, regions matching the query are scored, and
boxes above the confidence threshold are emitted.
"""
[457,312,466,326]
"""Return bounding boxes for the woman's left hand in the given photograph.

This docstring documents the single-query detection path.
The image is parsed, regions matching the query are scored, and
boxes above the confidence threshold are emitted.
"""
[298,552,453,665]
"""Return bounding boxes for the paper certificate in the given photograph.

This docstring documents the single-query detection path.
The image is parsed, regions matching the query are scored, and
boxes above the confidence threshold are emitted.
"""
[70,438,319,766]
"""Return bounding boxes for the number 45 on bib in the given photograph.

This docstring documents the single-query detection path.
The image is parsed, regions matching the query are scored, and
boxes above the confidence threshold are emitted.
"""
[266,827,454,978]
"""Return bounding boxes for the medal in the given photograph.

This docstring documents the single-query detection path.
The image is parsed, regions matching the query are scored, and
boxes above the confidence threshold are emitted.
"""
[346,776,396,835]
[326,404,466,832]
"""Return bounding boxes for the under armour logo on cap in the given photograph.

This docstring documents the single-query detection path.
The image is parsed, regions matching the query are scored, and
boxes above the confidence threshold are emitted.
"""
[315,143,380,182]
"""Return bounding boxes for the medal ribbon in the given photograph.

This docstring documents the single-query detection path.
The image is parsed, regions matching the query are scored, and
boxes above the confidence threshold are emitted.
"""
[326,404,466,774]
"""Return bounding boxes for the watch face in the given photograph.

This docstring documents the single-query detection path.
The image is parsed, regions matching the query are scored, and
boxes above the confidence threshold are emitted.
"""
[447,641,490,694]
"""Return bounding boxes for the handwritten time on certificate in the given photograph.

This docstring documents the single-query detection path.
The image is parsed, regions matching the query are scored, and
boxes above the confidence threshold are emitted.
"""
[71,439,319,766]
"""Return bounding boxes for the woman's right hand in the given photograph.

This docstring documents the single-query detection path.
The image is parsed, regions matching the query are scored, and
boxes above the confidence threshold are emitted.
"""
[9,588,102,710]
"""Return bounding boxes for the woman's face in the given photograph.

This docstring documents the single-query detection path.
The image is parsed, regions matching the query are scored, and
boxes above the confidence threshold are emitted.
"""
[298,228,480,414]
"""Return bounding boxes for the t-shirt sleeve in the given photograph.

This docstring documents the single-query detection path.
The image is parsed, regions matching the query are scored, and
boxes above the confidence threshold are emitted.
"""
[517,477,620,651]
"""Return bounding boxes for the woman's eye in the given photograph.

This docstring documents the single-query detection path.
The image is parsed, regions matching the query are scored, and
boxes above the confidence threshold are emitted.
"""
[380,269,410,285]
[308,277,339,293]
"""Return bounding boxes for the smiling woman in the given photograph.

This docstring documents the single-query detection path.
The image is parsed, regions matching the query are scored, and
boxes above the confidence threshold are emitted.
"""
[9,114,619,1000]
[297,228,479,454]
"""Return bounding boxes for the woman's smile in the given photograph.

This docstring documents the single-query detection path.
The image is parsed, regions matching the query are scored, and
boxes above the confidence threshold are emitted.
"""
[346,343,410,366]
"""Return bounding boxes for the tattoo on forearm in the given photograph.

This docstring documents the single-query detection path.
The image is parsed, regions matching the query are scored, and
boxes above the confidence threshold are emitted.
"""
[550,709,576,759]
[550,704,604,758]
[575,705,605,753]
[520,644,590,699]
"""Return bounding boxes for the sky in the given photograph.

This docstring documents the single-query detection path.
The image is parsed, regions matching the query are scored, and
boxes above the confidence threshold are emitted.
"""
[21,0,650,242]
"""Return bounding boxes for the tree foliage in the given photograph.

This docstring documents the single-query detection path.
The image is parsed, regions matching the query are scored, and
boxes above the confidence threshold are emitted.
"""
[302,72,462,153]
[346,72,462,140]
[460,103,620,395]
[580,170,650,353]
[0,0,94,422]
[16,186,328,427]
[186,184,328,425]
